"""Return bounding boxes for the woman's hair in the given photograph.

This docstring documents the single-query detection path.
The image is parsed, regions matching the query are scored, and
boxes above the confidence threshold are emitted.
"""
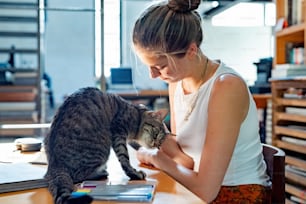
[132,0,203,58]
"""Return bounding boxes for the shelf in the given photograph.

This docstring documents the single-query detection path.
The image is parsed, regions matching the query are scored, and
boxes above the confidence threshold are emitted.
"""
[0,48,38,54]
[286,171,306,187]
[0,16,37,23]
[0,2,37,9]
[275,98,306,107]
[275,140,306,155]
[276,23,305,39]
[273,0,306,195]
[275,126,306,140]
[286,155,306,170]
[0,0,45,136]
[285,183,306,201]
[275,112,306,123]
[0,31,38,37]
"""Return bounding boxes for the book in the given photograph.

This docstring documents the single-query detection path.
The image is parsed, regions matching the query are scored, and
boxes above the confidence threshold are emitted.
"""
[271,64,306,79]
[0,102,36,111]
[73,181,156,202]
[285,107,306,116]
[282,135,306,146]
[0,162,47,193]
[289,195,306,204]
[286,165,306,178]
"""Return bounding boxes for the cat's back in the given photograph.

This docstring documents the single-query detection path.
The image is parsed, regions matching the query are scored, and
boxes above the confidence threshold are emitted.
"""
[46,87,128,144]
[54,87,123,124]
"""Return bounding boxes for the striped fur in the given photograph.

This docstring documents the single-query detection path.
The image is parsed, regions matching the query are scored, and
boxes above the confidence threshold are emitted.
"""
[44,87,167,204]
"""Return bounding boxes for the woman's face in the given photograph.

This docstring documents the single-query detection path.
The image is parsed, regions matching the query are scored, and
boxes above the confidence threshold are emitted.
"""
[135,46,188,83]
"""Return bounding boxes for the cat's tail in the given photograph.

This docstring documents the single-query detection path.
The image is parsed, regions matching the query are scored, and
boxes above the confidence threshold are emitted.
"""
[45,169,93,204]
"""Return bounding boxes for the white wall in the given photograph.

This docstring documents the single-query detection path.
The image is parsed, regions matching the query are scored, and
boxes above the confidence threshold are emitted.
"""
[121,0,274,88]
[121,0,167,90]
[3,0,274,104]
[202,20,274,85]
[45,0,96,104]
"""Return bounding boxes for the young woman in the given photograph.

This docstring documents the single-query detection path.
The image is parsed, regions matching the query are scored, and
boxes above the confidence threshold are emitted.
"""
[132,0,271,203]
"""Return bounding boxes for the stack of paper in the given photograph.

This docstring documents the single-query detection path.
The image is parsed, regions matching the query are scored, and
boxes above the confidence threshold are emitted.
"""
[0,162,47,193]
[271,64,306,79]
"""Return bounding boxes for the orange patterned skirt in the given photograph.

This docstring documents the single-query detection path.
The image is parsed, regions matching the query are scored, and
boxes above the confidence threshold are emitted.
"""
[211,184,271,204]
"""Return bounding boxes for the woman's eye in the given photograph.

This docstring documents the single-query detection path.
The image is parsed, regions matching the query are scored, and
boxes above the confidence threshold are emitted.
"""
[159,65,167,70]
[154,65,166,71]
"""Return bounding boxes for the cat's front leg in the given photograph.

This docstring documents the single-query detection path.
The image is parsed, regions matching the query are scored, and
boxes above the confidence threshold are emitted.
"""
[112,138,146,180]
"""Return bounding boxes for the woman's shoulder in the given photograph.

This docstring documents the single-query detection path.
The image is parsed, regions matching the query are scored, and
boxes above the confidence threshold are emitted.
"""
[213,62,247,91]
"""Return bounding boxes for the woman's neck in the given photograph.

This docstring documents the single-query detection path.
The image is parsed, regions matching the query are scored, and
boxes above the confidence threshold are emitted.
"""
[182,56,209,94]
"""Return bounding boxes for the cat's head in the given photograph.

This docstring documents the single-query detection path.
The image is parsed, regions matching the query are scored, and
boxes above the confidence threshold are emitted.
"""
[135,108,169,149]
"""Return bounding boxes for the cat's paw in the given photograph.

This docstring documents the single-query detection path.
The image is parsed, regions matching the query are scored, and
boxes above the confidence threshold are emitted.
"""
[65,194,93,204]
[129,170,146,180]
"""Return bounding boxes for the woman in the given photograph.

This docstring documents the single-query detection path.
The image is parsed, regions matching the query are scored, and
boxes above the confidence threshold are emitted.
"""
[132,0,271,203]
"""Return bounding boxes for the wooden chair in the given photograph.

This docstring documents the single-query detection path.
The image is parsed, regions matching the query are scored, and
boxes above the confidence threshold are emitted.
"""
[262,143,286,204]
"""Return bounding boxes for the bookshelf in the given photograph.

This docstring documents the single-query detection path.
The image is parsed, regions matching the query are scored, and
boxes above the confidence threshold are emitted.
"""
[275,0,306,65]
[0,0,46,137]
[273,1,306,203]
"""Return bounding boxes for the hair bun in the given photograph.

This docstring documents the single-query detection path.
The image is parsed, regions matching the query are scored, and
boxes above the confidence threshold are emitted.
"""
[168,0,200,12]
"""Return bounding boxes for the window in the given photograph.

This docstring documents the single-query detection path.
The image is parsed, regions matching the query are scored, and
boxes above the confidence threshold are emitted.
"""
[212,2,275,27]
[95,0,120,79]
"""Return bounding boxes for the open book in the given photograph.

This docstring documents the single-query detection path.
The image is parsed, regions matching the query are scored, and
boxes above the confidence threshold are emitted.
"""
[0,162,47,193]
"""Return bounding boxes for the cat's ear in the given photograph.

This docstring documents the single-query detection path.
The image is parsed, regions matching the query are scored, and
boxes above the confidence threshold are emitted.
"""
[148,109,168,121]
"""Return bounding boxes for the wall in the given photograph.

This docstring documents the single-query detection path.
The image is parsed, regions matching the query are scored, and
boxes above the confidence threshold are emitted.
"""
[202,21,273,85]
[121,0,274,88]
[2,0,274,104]
[44,0,95,104]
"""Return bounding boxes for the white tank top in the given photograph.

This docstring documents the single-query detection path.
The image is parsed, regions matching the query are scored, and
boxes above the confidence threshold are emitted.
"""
[174,62,270,186]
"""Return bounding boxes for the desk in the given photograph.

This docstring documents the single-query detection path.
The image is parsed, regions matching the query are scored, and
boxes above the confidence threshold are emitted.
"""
[111,90,168,100]
[0,143,204,204]
[115,90,271,109]
[252,93,271,109]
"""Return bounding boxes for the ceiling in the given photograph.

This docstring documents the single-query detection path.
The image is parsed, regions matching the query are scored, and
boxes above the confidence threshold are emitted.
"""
[201,0,273,18]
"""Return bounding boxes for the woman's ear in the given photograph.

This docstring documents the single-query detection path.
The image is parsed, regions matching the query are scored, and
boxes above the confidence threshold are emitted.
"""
[186,42,198,59]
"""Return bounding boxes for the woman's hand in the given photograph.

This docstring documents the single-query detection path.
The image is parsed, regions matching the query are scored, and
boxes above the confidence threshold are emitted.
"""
[136,146,162,169]
[136,134,195,170]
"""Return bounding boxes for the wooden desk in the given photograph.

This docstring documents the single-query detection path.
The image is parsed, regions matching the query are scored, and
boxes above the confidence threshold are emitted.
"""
[0,143,204,204]
[252,93,271,109]
[110,90,168,100]
[115,90,271,109]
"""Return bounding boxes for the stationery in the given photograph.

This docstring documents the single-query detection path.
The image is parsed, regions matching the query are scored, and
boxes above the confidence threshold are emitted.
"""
[73,181,156,202]
[0,162,47,193]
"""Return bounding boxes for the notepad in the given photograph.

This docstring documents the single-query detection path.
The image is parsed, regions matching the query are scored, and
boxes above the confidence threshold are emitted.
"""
[0,163,47,193]
[73,181,156,202]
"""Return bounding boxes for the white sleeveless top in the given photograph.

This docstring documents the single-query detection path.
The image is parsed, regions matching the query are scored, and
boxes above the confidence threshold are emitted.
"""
[174,62,270,186]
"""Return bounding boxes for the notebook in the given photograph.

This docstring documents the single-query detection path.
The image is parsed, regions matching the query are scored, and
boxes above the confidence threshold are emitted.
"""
[0,163,47,193]
[73,181,156,202]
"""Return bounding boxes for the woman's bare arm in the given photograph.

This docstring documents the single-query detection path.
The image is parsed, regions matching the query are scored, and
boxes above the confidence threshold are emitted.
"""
[137,74,249,202]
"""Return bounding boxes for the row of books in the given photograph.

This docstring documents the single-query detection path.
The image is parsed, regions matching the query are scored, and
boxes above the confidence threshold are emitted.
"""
[286,0,305,26]
[288,47,304,65]
[271,64,306,79]
[0,69,38,85]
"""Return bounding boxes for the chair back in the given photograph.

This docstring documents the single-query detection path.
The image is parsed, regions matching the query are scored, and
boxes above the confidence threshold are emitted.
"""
[262,143,285,204]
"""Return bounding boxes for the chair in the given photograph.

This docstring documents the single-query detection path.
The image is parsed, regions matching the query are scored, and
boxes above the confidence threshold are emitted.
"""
[262,143,286,204]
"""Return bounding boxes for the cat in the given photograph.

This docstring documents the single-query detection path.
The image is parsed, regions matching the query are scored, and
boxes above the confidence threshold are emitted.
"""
[44,87,168,204]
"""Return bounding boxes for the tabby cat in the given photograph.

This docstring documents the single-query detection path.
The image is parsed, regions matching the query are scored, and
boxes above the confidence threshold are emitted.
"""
[44,87,168,204]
